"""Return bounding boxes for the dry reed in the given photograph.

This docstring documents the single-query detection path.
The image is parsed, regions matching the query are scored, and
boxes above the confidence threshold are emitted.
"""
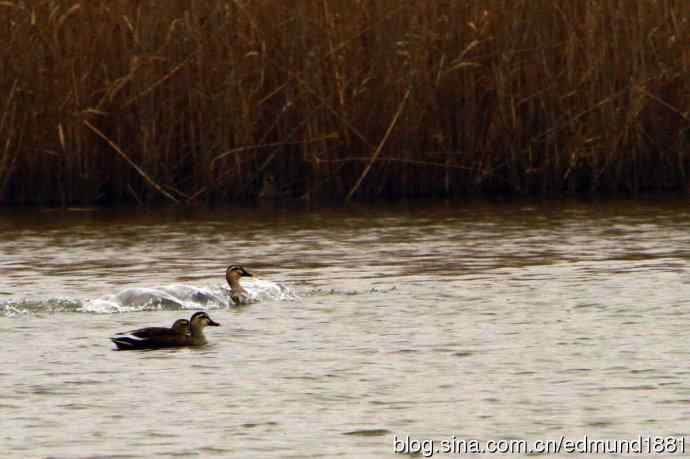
[0,0,688,204]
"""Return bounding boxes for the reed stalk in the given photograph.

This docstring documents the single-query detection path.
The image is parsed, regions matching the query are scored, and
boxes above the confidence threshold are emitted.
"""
[0,0,688,204]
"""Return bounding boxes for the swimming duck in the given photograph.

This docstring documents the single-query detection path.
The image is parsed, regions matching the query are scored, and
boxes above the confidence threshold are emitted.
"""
[110,312,220,350]
[226,265,254,305]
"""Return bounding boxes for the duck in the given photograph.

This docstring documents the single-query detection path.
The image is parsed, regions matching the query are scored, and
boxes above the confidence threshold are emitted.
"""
[110,312,220,350]
[226,265,254,305]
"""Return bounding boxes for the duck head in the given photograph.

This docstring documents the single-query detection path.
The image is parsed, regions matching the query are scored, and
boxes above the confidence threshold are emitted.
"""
[190,311,220,328]
[171,319,190,334]
[225,265,253,284]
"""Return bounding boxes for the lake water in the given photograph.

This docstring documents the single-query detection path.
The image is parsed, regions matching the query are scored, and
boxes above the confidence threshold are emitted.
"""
[2,199,690,458]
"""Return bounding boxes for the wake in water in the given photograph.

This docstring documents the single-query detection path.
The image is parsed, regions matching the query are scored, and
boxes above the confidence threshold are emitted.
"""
[0,278,299,316]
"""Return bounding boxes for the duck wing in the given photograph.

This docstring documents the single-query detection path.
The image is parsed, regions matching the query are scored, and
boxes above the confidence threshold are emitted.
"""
[111,326,187,350]
[123,326,177,338]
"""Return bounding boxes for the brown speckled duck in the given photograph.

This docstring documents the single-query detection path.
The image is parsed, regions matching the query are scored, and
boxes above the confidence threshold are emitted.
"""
[110,312,219,350]
[226,265,253,306]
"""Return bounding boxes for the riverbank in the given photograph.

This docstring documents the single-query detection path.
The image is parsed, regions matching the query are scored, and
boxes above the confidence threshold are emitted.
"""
[1,1,688,204]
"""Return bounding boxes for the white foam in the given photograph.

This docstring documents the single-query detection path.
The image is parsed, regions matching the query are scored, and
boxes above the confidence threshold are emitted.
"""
[1,279,300,316]
[82,279,299,314]
[235,277,301,303]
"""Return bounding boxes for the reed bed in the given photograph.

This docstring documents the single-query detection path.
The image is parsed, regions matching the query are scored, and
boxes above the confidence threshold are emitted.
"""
[0,0,688,204]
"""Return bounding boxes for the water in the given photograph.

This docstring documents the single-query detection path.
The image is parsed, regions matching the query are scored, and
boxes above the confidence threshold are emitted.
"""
[2,199,690,458]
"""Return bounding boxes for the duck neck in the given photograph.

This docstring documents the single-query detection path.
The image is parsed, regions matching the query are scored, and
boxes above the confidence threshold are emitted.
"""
[189,323,207,342]
[227,274,246,293]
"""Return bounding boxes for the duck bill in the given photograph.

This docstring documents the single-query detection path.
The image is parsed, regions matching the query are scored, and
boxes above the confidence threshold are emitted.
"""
[208,319,220,326]
[242,269,254,277]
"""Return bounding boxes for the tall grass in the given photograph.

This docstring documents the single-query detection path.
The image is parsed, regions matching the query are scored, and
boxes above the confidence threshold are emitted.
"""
[0,0,688,204]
